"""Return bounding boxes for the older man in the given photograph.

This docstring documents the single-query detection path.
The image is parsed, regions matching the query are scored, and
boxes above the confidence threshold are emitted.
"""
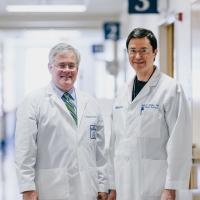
[15,43,108,200]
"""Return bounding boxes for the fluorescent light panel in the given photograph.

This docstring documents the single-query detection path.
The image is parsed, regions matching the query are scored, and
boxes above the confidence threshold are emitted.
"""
[6,4,86,12]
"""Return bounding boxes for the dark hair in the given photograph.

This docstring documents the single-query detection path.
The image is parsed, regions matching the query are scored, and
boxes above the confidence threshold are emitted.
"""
[126,28,157,52]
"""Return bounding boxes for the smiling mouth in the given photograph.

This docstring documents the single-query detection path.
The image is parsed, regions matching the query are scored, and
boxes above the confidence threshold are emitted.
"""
[135,62,144,64]
[60,75,72,79]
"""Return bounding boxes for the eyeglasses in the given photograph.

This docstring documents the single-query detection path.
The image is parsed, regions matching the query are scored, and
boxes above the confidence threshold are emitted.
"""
[54,62,77,70]
[128,48,150,56]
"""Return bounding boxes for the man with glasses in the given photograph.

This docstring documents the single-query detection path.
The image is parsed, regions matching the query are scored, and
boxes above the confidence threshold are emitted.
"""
[15,43,108,200]
[109,28,192,200]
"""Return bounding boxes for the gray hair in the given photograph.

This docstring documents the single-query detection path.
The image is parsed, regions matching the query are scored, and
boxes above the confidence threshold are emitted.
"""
[48,43,81,67]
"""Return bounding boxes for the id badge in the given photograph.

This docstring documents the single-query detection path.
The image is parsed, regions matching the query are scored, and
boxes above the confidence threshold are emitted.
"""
[90,125,97,139]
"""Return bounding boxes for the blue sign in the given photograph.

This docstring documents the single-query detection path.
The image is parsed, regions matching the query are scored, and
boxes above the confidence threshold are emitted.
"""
[92,44,104,53]
[128,0,159,14]
[103,22,120,41]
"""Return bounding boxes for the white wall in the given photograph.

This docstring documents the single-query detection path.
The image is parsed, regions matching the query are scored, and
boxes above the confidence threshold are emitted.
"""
[169,0,192,100]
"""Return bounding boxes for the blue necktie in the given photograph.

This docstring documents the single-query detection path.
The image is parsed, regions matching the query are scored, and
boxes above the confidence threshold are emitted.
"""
[62,92,77,125]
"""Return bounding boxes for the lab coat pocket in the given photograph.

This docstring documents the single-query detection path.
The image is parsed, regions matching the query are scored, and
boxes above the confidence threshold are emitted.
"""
[113,107,126,122]
[140,109,161,138]
[36,168,69,200]
[141,159,167,197]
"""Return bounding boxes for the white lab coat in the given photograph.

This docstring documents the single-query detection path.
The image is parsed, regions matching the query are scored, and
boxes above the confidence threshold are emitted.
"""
[110,67,192,200]
[15,83,108,200]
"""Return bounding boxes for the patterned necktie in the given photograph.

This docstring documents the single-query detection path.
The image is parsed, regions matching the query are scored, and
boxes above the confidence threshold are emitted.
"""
[62,92,77,125]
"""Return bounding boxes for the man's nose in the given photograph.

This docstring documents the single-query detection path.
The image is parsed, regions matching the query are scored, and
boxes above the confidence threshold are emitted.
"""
[135,52,142,59]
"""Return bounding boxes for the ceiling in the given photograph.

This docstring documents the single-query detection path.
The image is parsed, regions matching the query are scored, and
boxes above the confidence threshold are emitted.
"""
[0,0,126,29]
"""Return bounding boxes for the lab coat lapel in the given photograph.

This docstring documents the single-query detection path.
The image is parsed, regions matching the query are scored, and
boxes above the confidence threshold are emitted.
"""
[46,84,75,124]
[132,67,160,102]
[76,90,88,128]
[127,78,134,104]
[134,83,151,102]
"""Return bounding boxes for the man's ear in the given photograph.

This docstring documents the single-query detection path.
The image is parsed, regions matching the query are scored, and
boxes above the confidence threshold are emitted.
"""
[154,49,158,57]
[48,63,52,72]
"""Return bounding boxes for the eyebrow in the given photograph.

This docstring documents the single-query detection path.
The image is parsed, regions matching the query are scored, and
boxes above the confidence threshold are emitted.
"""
[129,47,148,49]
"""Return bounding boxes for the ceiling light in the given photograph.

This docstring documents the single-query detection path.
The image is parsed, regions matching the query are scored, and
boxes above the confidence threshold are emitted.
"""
[6,5,86,13]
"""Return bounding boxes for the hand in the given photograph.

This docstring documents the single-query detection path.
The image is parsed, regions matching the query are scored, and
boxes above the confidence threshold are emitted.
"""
[161,189,176,200]
[108,190,116,200]
[23,191,38,200]
[97,192,108,200]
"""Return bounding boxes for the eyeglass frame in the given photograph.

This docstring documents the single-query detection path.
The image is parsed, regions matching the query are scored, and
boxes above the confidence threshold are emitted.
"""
[53,62,78,70]
[127,47,152,56]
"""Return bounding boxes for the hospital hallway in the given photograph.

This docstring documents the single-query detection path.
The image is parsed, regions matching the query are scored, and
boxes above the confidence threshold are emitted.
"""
[1,0,200,199]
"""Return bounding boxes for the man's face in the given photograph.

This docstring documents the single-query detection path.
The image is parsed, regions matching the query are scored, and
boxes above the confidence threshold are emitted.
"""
[127,37,157,75]
[48,50,78,92]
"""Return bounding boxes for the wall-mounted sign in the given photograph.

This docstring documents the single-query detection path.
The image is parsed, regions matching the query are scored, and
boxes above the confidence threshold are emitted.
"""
[128,0,159,14]
[103,22,120,41]
[92,44,104,54]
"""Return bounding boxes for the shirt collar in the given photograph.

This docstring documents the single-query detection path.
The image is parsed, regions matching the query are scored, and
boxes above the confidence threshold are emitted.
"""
[50,81,76,100]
